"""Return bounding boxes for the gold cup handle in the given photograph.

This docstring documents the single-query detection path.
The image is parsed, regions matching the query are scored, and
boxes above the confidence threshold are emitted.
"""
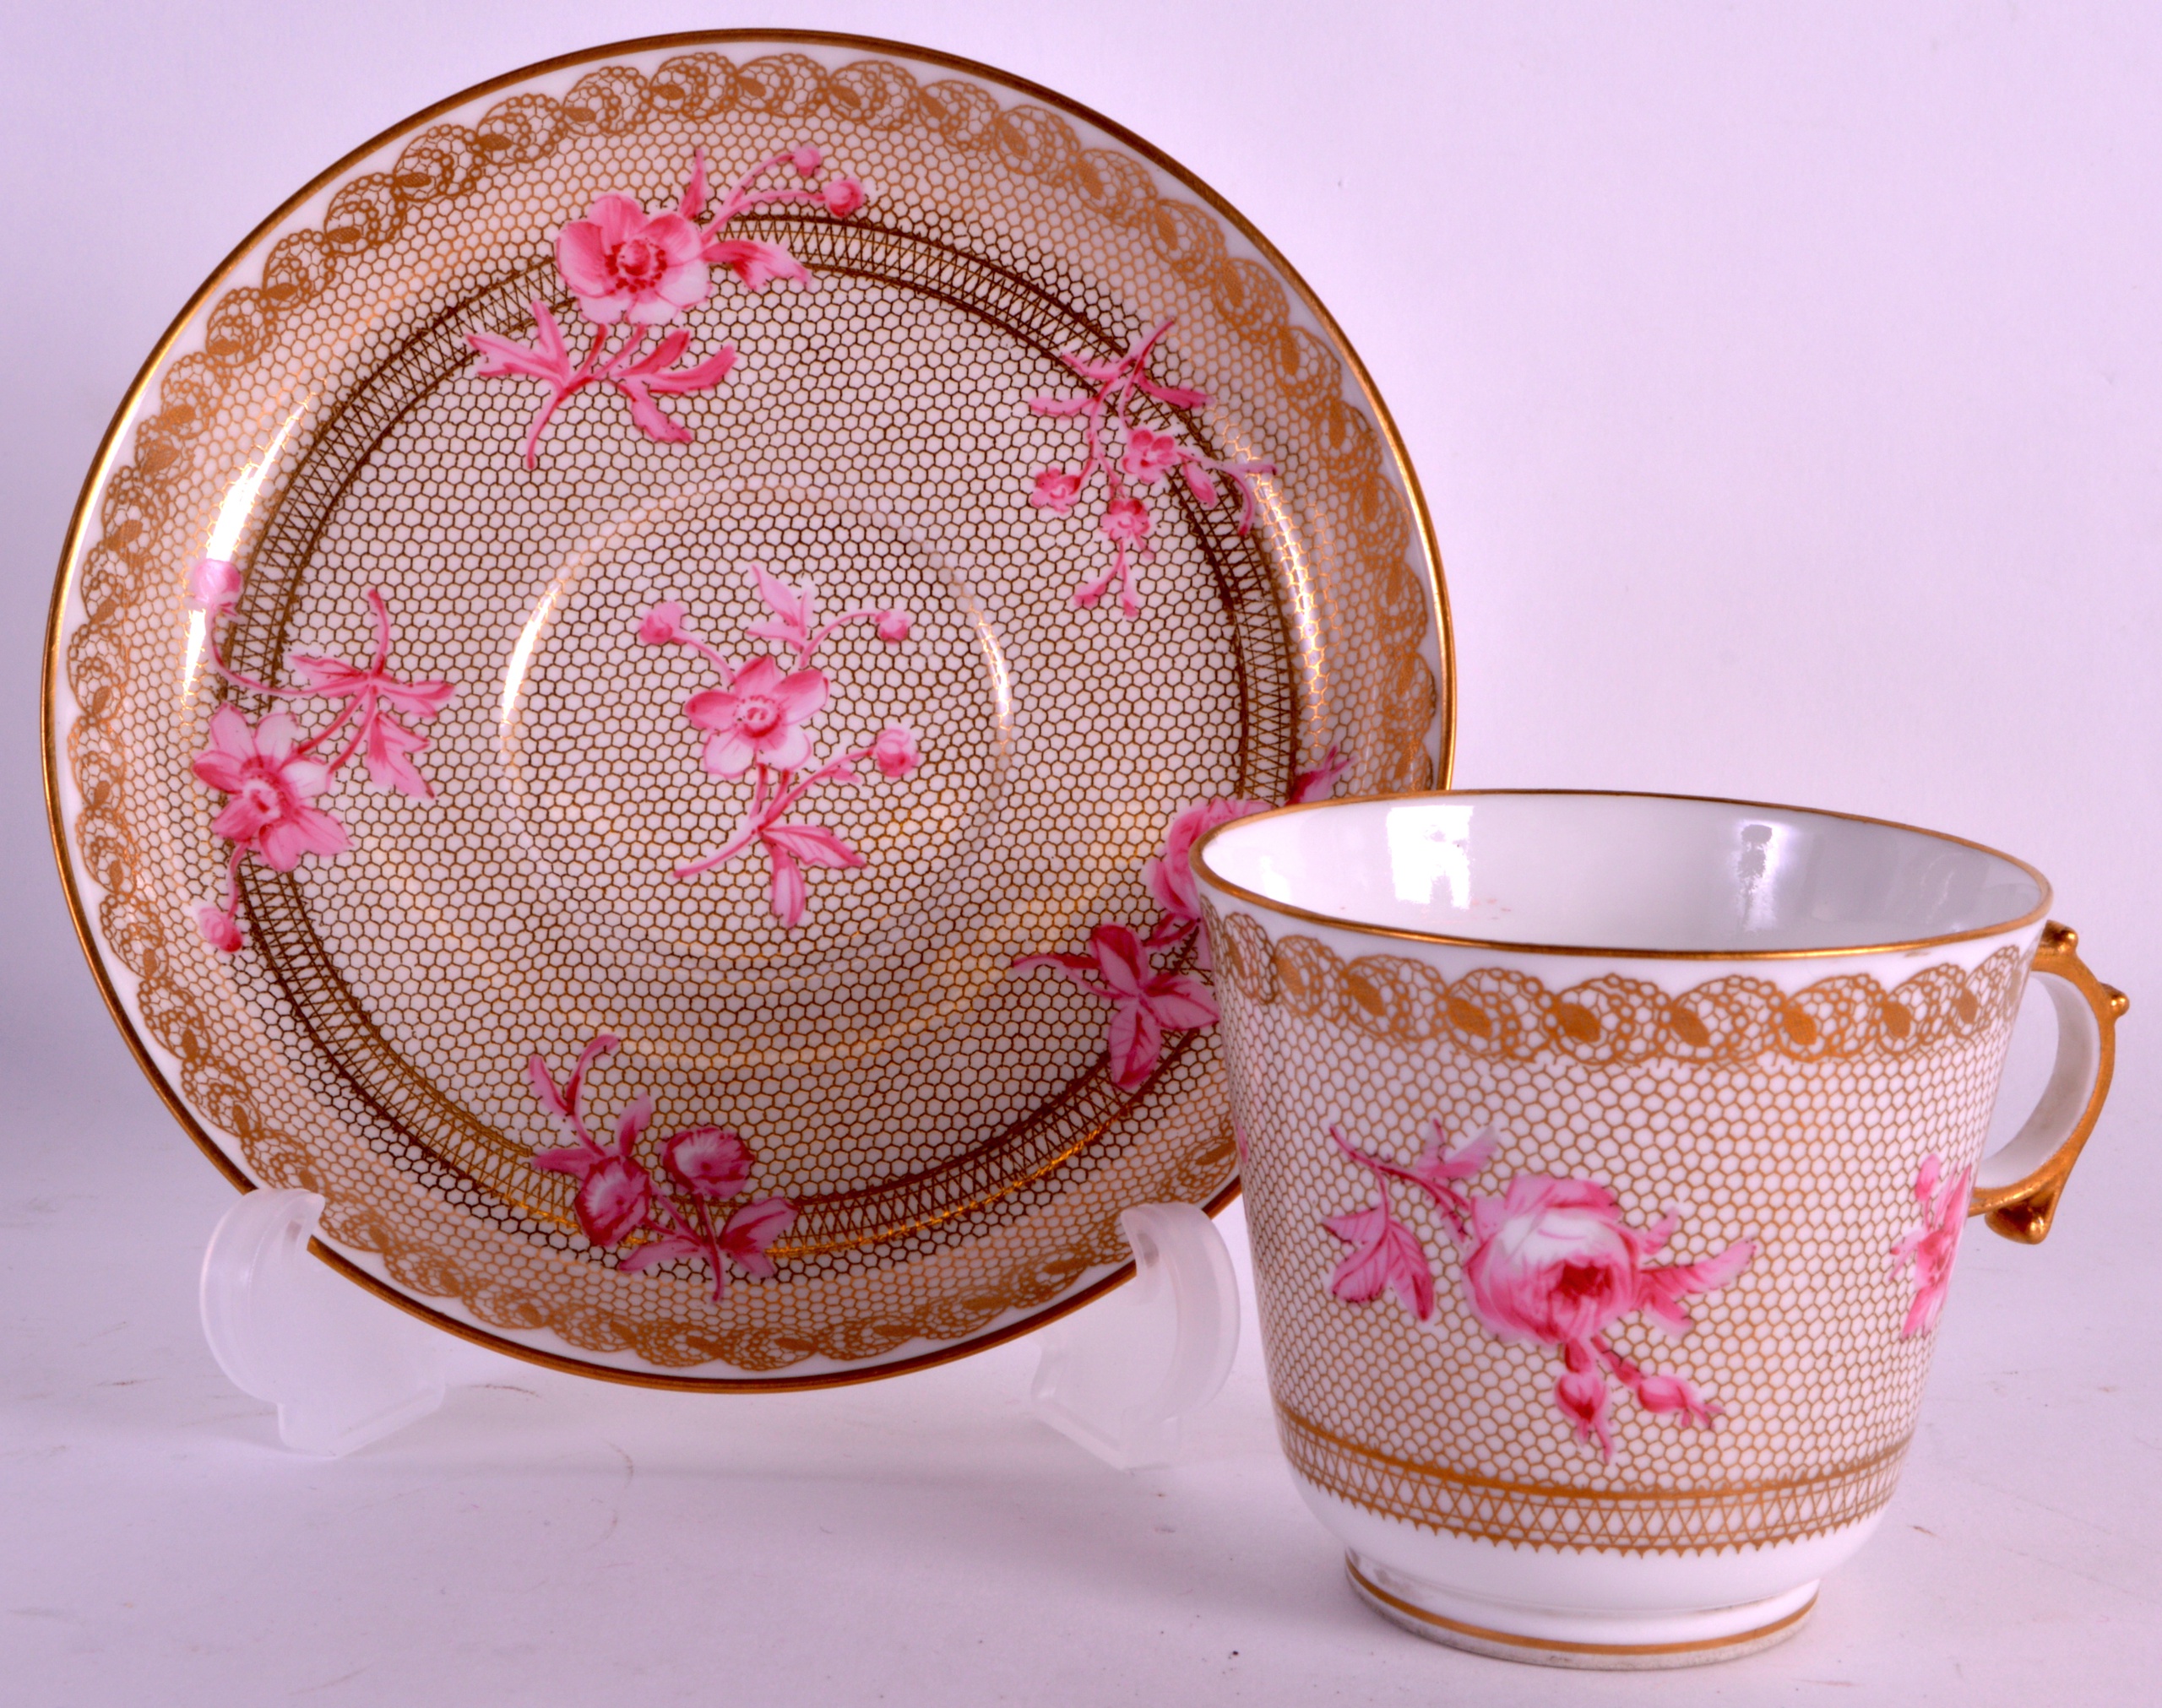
[1969,922,2128,1244]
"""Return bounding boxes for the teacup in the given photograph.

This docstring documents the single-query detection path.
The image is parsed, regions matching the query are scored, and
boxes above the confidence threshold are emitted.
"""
[1191,790,2122,1668]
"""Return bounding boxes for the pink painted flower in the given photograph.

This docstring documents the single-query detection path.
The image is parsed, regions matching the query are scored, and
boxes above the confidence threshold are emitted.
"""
[1460,1175,1754,1458]
[1013,922,1220,1093]
[685,655,828,778]
[644,563,920,926]
[532,1092,657,1248]
[1021,317,1279,617]
[664,1125,752,1199]
[579,1153,654,1247]
[1100,491,1151,545]
[872,726,921,779]
[1892,1154,1971,1337]
[1030,468,1084,514]
[790,145,823,176]
[192,707,350,871]
[187,557,242,617]
[1120,426,1183,486]
[187,578,456,952]
[556,193,712,327]
[1142,798,1267,967]
[474,148,861,465]
[287,589,457,799]
[526,1036,796,1301]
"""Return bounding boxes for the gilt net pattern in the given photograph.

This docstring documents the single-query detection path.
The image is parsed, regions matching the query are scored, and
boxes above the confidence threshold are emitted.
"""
[57,41,1446,1379]
[1206,908,2023,1550]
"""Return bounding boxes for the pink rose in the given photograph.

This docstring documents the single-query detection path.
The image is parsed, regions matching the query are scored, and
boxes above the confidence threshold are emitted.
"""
[665,1125,753,1200]
[874,610,910,643]
[556,193,712,327]
[790,145,823,176]
[823,177,865,218]
[872,725,921,779]
[1462,1176,1643,1349]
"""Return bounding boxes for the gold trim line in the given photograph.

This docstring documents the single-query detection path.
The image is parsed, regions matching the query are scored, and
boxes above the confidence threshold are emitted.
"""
[1345,1557,1817,1658]
[1193,787,2051,962]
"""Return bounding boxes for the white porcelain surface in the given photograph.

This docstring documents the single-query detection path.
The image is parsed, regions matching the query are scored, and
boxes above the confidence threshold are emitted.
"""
[1202,793,2046,954]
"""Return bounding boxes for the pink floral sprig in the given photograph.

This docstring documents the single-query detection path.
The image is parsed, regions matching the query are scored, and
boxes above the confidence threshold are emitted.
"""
[526,1035,794,1302]
[639,564,917,927]
[470,146,866,468]
[1013,924,1220,1093]
[1140,745,1349,966]
[185,558,456,954]
[1008,744,1350,1095]
[1025,317,1277,618]
[1892,1153,1971,1338]
[1323,1123,1756,1461]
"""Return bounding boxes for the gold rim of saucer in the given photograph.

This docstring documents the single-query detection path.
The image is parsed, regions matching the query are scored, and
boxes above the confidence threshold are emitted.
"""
[1191,786,2052,962]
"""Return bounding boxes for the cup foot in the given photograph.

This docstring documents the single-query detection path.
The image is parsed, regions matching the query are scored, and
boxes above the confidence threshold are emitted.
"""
[1345,1553,1817,1670]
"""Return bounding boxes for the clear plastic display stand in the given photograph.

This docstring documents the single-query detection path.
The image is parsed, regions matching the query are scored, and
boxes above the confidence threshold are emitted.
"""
[200,1190,1239,1468]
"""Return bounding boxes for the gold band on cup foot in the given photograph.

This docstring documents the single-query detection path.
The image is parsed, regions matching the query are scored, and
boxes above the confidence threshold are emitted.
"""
[1344,1555,1817,1671]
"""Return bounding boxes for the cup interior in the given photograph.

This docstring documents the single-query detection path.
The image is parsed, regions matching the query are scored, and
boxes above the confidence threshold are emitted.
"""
[1194,793,2046,954]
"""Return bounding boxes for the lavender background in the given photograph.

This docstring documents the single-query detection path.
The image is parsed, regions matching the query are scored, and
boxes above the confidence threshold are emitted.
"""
[3,3,2156,1701]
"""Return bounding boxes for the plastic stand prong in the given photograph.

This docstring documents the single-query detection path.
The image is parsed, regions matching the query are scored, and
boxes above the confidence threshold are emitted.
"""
[1029,1203,1241,1470]
[199,1189,449,1456]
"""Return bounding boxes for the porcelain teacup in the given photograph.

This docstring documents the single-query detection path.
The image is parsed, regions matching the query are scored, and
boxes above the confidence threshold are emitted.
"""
[1192,790,2122,1668]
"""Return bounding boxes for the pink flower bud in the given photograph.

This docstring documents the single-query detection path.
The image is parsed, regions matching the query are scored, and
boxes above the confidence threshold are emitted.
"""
[791,144,823,176]
[823,177,865,218]
[874,610,910,643]
[194,901,244,954]
[1100,492,1151,543]
[188,557,242,615]
[872,725,921,779]
[638,601,687,646]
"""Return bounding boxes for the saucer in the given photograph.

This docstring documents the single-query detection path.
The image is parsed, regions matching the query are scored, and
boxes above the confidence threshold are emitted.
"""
[46,32,1453,1385]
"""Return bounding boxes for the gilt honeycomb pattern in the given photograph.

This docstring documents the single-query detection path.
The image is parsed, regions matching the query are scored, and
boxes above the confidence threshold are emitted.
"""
[56,41,1448,1380]
[1207,910,2027,1552]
